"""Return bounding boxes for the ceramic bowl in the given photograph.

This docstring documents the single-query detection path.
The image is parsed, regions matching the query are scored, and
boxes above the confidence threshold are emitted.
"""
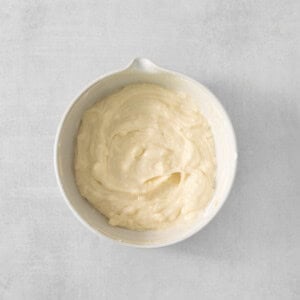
[54,58,237,247]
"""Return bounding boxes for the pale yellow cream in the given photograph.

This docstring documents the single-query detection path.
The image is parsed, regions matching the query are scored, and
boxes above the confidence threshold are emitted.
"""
[74,84,216,230]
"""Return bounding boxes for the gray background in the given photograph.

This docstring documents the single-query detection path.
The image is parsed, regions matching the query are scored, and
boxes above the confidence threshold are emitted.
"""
[0,0,299,299]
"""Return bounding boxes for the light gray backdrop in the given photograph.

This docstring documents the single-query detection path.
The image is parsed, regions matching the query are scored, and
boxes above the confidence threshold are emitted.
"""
[0,1,299,299]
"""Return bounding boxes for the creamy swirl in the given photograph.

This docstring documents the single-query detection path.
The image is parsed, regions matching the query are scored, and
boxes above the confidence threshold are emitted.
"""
[75,84,216,230]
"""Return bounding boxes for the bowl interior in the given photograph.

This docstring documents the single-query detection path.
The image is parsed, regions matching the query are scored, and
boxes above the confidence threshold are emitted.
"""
[55,66,237,247]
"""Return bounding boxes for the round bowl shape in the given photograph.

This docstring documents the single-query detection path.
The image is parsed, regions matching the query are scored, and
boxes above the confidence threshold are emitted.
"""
[54,58,237,248]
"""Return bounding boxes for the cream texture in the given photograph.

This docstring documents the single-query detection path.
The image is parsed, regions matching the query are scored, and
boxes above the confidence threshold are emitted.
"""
[74,84,216,230]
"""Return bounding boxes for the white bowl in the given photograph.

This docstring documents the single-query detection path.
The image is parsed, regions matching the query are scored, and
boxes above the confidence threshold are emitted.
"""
[54,58,237,248]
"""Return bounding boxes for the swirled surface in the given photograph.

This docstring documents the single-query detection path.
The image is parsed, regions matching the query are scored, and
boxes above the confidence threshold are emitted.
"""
[75,84,216,230]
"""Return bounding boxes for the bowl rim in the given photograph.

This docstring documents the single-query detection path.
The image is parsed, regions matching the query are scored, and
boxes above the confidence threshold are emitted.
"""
[54,58,238,248]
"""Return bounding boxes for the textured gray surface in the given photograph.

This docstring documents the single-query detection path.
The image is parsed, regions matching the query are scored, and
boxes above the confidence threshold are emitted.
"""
[0,1,299,299]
